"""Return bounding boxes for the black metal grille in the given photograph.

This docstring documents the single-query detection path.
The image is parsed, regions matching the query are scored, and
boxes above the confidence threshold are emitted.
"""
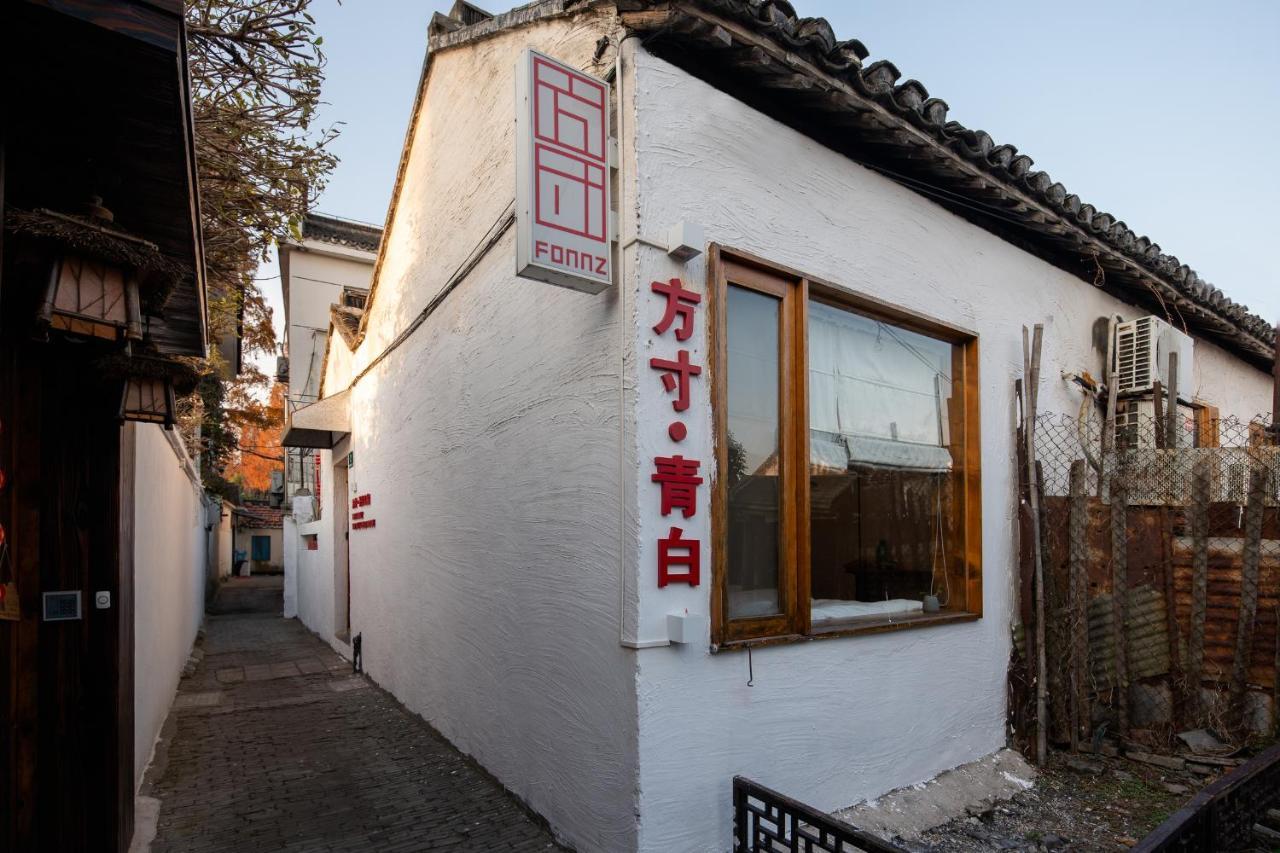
[732,777,907,853]
[1132,743,1280,852]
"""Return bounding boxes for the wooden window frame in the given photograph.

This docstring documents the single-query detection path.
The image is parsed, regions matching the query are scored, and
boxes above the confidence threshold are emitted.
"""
[709,246,983,649]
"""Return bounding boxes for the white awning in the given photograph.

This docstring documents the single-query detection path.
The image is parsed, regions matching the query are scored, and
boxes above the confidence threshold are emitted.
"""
[281,389,351,449]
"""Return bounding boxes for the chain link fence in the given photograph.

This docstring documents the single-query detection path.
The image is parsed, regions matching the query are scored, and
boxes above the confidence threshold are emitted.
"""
[1014,408,1279,756]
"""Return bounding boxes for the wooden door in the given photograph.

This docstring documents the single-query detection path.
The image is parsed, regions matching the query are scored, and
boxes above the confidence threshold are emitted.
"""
[1,338,131,852]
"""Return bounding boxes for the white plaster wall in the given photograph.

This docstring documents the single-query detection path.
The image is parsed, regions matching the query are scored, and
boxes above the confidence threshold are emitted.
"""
[284,248,376,403]
[294,448,346,656]
[131,424,208,789]
[628,48,1275,853]
[331,12,640,852]
[216,509,232,580]
[282,515,298,618]
[319,327,354,398]
[234,526,284,571]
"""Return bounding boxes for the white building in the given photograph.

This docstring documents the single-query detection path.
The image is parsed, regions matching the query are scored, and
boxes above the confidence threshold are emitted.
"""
[278,213,380,501]
[283,3,1277,851]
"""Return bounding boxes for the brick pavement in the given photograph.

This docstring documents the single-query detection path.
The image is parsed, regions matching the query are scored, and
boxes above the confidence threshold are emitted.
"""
[142,578,565,852]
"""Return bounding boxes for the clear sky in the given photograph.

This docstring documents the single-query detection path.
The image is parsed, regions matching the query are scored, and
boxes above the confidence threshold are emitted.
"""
[256,0,1280,364]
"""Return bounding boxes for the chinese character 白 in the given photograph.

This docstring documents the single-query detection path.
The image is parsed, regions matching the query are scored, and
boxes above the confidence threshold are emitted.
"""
[658,526,700,588]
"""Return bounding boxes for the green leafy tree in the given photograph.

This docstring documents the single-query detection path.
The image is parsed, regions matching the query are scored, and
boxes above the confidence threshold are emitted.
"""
[183,0,339,492]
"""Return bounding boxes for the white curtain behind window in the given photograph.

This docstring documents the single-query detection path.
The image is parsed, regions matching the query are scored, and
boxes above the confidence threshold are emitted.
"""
[809,301,953,470]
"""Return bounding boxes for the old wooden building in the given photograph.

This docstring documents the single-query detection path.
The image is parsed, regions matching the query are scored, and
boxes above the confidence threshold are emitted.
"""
[1,2,210,850]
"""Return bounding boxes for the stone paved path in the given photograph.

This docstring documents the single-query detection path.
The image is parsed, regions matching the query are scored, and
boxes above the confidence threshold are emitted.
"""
[142,578,564,852]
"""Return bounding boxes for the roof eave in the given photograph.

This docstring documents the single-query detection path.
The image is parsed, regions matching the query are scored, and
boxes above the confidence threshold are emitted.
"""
[620,1,1274,368]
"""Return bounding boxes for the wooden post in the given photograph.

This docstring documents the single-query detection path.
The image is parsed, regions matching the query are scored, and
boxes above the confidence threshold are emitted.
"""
[1100,370,1118,499]
[1152,380,1165,450]
[1274,604,1280,740]
[1110,473,1129,738]
[1188,457,1211,725]
[1271,322,1279,442]
[1166,352,1180,449]
[1023,325,1048,764]
[1068,459,1091,751]
[1229,467,1267,735]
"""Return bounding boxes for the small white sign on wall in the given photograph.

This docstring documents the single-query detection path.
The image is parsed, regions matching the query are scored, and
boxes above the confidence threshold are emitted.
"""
[515,49,612,294]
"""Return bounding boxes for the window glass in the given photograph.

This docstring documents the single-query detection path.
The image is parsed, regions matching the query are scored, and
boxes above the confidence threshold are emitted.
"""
[807,299,959,628]
[726,285,782,619]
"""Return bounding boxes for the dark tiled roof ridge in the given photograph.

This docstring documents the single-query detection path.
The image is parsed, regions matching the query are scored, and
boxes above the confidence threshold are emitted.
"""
[302,212,383,253]
[616,0,1274,360]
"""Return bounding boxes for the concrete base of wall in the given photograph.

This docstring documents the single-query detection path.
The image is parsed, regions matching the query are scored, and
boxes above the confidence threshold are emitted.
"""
[832,749,1037,842]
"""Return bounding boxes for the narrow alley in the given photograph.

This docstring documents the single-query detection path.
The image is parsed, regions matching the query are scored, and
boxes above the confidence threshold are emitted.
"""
[136,577,565,853]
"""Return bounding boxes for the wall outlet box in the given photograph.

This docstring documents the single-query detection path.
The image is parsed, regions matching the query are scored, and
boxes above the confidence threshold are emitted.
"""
[666,221,704,262]
[42,590,81,622]
[666,611,707,644]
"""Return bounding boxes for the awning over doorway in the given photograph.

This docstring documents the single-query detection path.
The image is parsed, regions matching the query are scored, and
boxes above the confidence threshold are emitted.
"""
[281,389,351,449]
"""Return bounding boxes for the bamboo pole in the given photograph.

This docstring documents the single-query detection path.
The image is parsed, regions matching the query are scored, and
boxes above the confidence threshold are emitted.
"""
[1023,324,1047,764]
[1068,459,1090,751]
[1274,603,1279,740]
[1229,467,1266,735]
[1271,322,1278,442]
[1100,370,1118,499]
[1110,473,1129,738]
[1152,380,1165,451]
[1188,456,1211,725]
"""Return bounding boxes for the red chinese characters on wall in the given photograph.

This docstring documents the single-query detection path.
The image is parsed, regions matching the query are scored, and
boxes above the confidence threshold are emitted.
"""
[649,278,704,588]
[313,452,322,516]
[351,494,376,530]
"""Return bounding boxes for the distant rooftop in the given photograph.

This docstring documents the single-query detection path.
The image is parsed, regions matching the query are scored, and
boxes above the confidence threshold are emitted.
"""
[234,505,285,529]
[301,213,382,254]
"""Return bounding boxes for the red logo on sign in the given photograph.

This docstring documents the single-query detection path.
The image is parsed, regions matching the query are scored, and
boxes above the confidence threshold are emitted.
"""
[532,57,608,243]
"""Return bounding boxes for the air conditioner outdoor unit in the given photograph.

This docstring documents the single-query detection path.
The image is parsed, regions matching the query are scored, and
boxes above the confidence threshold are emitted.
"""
[1114,316,1194,400]
[1114,398,1197,451]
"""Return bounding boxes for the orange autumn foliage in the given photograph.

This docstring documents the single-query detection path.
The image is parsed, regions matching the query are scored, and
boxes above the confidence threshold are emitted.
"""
[232,381,285,492]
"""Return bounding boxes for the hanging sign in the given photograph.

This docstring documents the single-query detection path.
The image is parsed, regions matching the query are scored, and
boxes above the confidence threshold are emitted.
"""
[515,49,612,294]
[0,582,18,621]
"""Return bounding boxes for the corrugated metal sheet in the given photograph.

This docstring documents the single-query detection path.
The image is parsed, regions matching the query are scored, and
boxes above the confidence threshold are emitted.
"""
[1088,584,1171,687]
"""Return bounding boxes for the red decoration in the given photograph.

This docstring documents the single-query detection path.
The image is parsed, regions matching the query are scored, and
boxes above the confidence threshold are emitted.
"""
[352,494,371,508]
[651,278,701,341]
[667,421,687,442]
[352,512,364,520]
[658,526,700,587]
[651,455,703,518]
[352,519,376,531]
[649,350,701,412]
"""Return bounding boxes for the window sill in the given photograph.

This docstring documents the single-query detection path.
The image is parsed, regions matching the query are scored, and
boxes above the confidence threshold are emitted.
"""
[711,610,980,653]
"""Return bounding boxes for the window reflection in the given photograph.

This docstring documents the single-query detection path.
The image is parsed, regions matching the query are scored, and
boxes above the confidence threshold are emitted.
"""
[726,285,782,619]
[807,299,958,628]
